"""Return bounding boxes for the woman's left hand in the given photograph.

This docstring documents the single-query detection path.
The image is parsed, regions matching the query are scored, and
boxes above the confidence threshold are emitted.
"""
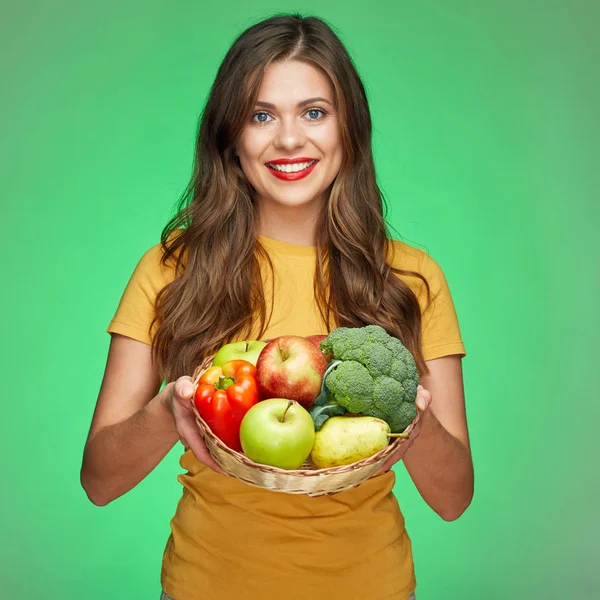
[376,385,432,475]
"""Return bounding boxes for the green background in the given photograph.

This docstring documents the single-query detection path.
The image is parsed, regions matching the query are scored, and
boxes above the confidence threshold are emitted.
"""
[1,1,597,598]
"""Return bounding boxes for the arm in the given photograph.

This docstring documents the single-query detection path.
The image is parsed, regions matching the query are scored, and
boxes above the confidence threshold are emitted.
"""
[402,355,474,521]
[80,333,220,507]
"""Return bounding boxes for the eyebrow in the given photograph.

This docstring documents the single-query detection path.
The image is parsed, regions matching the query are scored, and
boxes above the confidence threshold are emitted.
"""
[255,97,334,109]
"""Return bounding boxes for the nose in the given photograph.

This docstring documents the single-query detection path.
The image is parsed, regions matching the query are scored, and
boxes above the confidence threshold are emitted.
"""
[273,116,306,151]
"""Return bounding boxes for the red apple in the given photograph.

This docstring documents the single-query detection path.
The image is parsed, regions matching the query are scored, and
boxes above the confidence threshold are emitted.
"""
[305,334,327,348]
[256,335,328,408]
[305,334,332,360]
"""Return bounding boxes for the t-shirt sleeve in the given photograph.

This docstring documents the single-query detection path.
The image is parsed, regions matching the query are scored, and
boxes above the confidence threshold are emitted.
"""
[419,252,466,361]
[106,243,175,345]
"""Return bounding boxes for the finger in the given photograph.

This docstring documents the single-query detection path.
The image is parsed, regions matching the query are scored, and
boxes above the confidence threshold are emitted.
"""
[185,436,225,474]
[191,443,226,475]
[408,421,422,439]
[416,389,432,411]
[375,459,391,475]
[377,457,394,474]
[177,419,225,475]
[377,456,398,475]
[174,376,195,402]
[377,445,403,474]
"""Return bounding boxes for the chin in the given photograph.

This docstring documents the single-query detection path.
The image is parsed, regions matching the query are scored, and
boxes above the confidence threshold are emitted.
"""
[266,187,327,208]
[273,196,321,208]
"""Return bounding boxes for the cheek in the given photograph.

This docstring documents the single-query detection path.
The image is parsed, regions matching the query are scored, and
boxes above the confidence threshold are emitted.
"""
[238,130,270,164]
[315,124,343,160]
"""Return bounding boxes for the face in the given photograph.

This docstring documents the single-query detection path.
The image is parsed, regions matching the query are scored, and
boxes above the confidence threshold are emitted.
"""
[235,59,343,214]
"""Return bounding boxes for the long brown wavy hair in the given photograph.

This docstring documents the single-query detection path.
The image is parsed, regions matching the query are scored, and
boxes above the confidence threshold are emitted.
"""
[152,14,430,381]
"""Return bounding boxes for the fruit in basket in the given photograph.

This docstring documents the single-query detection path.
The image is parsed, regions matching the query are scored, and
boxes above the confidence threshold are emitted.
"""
[194,359,259,451]
[256,336,328,408]
[311,415,401,469]
[316,325,419,433]
[239,399,316,470]
[306,334,333,360]
[305,334,327,348]
[212,340,267,367]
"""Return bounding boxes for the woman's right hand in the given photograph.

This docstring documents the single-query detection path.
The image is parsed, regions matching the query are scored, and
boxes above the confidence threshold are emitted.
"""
[166,376,225,475]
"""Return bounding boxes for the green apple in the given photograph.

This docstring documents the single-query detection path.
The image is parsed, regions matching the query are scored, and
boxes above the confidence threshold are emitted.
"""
[239,399,316,470]
[212,340,267,367]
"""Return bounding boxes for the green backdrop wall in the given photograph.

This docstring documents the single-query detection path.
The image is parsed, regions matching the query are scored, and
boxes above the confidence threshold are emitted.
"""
[1,1,597,598]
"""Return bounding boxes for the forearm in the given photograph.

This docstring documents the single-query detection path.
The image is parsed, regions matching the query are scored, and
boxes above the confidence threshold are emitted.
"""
[81,384,179,506]
[403,408,474,521]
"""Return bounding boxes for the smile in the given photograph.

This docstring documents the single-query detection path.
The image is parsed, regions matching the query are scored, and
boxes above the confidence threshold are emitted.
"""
[265,159,318,181]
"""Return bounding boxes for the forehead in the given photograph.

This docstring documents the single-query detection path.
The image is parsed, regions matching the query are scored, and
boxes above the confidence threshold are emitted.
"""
[256,59,335,106]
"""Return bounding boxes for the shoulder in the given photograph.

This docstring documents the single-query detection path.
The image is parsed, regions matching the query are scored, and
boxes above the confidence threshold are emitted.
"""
[387,239,445,282]
[107,230,186,344]
[130,229,183,290]
[388,239,465,358]
[387,239,457,312]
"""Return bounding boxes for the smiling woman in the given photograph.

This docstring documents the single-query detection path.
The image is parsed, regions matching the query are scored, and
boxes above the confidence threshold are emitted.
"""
[81,13,472,600]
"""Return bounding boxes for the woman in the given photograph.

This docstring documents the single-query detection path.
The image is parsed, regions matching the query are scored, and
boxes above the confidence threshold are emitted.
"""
[81,14,474,600]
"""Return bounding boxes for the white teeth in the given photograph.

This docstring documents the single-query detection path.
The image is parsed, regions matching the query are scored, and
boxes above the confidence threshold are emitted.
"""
[267,160,316,173]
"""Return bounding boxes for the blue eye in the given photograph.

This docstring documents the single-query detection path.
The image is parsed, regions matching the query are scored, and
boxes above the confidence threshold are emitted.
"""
[307,109,325,120]
[252,111,272,123]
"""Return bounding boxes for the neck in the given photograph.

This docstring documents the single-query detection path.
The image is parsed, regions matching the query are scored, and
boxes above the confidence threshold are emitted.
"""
[256,197,323,246]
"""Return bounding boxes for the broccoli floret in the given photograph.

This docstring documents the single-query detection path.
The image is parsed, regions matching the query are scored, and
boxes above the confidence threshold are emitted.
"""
[372,375,405,411]
[324,361,373,413]
[362,324,394,347]
[372,376,418,432]
[320,327,367,358]
[361,343,393,377]
[320,325,419,433]
[387,402,417,434]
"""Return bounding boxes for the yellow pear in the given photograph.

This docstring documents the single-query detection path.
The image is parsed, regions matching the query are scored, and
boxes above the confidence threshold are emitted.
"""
[310,416,393,469]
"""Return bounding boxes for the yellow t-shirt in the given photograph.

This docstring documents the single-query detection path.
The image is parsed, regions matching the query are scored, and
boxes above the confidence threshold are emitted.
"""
[107,234,466,600]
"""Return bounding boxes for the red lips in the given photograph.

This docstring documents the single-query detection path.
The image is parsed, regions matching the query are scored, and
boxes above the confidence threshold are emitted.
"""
[265,158,319,181]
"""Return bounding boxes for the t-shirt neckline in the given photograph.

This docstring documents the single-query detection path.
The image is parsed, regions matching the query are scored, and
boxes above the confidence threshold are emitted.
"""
[257,234,317,257]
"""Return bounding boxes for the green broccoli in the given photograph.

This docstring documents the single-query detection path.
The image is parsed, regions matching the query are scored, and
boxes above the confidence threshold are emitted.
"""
[318,325,419,433]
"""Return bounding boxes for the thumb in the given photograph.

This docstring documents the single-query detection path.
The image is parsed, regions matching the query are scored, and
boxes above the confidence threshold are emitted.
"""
[174,376,194,401]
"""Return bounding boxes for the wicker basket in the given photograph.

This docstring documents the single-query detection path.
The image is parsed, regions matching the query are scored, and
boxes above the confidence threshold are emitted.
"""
[190,357,419,497]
